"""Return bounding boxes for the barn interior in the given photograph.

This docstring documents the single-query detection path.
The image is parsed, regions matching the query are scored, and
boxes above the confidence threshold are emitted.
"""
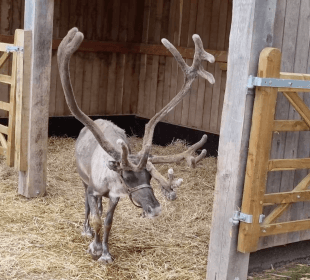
[0,0,230,156]
[2,0,310,279]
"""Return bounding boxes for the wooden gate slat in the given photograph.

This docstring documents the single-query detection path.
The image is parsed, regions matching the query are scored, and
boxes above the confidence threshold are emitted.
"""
[261,219,310,237]
[283,91,310,126]
[0,101,11,111]
[268,158,310,171]
[0,124,9,134]
[264,190,310,205]
[237,48,282,253]
[0,74,13,84]
[0,52,10,68]
[273,120,309,131]
[262,173,310,225]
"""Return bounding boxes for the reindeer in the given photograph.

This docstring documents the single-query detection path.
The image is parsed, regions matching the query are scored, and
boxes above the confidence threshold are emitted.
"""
[57,27,215,264]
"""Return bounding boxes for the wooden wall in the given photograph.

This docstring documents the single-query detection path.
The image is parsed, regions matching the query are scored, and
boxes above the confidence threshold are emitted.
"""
[0,0,231,135]
[258,0,310,250]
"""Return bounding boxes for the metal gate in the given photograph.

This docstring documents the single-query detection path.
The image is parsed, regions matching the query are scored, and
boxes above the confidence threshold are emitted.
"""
[237,47,310,253]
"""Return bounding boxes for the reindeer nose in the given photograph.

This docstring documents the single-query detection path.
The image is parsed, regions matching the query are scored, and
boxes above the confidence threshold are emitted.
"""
[147,205,161,217]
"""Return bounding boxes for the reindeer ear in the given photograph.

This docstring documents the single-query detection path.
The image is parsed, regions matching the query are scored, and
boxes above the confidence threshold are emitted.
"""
[107,161,121,171]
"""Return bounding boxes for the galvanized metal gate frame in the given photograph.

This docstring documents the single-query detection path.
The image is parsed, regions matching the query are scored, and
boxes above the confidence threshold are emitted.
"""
[237,47,310,253]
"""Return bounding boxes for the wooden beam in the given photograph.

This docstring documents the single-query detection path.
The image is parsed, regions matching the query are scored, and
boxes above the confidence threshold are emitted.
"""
[0,34,228,62]
[263,173,310,225]
[278,72,310,92]
[18,0,54,198]
[206,1,278,279]
[0,42,14,52]
[273,120,310,131]
[14,30,31,172]
[0,74,12,84]
[0,124,8,134]
[0,101,11,111]
[268,158,310,171]
[261,219,310,237]
[0,52,10,68]
[283,92,310,127]
[264,190,310,205]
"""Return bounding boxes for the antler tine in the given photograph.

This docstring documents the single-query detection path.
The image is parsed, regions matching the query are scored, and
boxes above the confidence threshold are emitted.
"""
[117,139,150,171]
[146,163,183,201]
[139,35,215,157]
[149,134,208,168]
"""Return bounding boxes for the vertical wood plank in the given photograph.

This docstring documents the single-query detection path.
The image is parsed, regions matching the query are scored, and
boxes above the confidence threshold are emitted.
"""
[258,0,288,250]
[18,0,54,198]
[273,0,301,247]
[15,30,31,171]
[194,0,213,129]
[238,48,281,253]
[206,1,277,278]
[209,0,229,132]
[137,0,151,117]
[162,0,175,122]
[149,0,163,118]
[181,0,199,127]
[98,53,109,115]
[202,0,221,132]
[6,31,18,167]
[49,51,57,116]
[129,54,141,114]
[90,54,101,115]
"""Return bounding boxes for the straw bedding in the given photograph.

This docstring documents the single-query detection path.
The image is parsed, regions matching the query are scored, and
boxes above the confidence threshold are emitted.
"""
[0,136,217,280]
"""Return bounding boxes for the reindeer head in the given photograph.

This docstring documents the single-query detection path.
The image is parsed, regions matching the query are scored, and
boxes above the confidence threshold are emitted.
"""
[57,27,215,204]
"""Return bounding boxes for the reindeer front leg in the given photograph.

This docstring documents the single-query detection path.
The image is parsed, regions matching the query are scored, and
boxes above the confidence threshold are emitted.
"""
[98,196,119,264]
[87,193,103,260]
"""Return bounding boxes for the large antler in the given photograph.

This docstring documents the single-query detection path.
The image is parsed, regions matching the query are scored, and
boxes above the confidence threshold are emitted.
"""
[139,34,214,166]
[140,35,215,198]
[57,28,149,171]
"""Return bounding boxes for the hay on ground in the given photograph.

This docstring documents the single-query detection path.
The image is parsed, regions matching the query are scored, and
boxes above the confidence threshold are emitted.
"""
[0,136,217,280]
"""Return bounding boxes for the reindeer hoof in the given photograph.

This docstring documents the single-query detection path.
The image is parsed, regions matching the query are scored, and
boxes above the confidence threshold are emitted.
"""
[87,241,103,260]
[98,253,113,264]
[82,226,93,238]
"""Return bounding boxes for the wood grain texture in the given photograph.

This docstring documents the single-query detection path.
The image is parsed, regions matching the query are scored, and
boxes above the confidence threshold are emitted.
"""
[261,219,310,237]
[206,1,277,279]
[18,0,54,198]
[264,190,310,205]
[238,48,281,254]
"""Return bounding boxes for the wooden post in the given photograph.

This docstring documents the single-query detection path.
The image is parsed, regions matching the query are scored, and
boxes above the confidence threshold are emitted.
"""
[18,0,54,197]
[206,1,277,279]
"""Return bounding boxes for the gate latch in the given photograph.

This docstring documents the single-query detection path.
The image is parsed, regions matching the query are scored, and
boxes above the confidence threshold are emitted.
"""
[230,211,265,226]
[6,45,23,53]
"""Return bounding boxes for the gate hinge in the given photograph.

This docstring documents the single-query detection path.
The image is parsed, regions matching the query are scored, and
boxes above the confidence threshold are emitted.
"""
[247,75,310,90]
[6,45,23,53]
[230,211,265,226]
